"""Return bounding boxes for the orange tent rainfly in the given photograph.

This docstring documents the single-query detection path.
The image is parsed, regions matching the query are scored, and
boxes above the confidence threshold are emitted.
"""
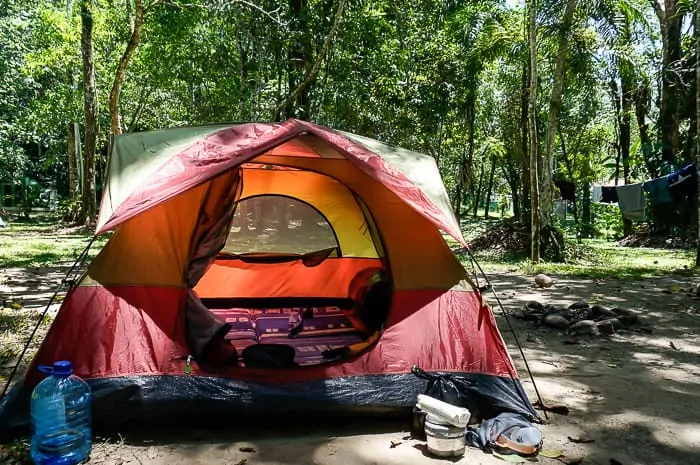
[0,119,537,431]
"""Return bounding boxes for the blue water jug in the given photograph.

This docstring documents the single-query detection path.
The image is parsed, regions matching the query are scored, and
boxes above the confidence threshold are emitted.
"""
[30,361,92,465]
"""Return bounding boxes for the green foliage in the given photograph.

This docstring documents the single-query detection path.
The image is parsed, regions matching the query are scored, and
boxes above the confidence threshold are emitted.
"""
[0,0,695,242]
[591,202,624,240]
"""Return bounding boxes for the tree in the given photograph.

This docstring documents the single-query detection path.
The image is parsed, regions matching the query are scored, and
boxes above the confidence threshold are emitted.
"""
[540,0,576,260]
[79,0,97,225]
[109,0,144,135]
[695,0,700,266]
[651,0,684,165]
[528,0,540,262]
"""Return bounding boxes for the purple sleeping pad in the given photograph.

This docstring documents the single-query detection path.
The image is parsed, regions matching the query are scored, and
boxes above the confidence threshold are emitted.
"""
[209,309,257,341]
[209,306,362,365]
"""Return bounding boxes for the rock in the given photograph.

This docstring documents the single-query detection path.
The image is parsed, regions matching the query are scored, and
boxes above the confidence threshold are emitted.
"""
[694,283,700,297]
[590,305,617,319]
[525,300,544,311]
[542,313,571,330]
[534,274,554,288]
[611,307,638,325]
[569,301,589,310]
[605,317,623,330]
[568,320,600,336]
[595,319,616,335]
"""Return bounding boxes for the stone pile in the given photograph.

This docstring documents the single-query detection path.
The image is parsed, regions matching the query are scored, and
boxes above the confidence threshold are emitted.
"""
[514,300,645,336]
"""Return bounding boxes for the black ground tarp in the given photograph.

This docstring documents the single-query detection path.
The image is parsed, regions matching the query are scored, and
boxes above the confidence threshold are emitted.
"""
[0,371,538,438]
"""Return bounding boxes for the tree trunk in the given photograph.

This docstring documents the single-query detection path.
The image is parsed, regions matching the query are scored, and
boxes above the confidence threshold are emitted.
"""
[634,82,656,176]
[272,0,346,120]
[79,0,97,225]
[453,159,466,224]
[472,162,485,219]
[67,123,79,201]
[520,63,531,224]
[484,154,497,219]
[620,63,634,236]
[652,0,682,165]
[109,0,143,135]
[695,0,700,266]
[541,0,576,252]
[463,95,477,194]
[528,0,540,263]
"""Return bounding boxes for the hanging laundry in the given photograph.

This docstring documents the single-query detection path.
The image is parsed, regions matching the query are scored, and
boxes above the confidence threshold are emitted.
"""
[554,180,575,201]
[643,175,673,205]
[667,162,698,202]
[591,185,602,203]
[615,183,646,221]
[601,186,619,203]
[553,200,567,220]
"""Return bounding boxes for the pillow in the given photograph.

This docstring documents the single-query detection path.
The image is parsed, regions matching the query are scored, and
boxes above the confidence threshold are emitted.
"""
[255,315,294,341]
[293,312,356,338]
[214,310,257,341]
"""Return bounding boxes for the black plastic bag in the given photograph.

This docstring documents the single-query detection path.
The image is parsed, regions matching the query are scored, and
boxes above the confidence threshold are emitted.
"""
[410,365,476,440]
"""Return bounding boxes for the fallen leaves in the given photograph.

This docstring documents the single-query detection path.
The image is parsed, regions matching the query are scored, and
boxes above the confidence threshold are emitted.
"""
[567,436,594,444]
[669,341,680,351]
[493,452,528,462]
[239,446,256,453]
[539,449,564,458]
[389,440,402,448]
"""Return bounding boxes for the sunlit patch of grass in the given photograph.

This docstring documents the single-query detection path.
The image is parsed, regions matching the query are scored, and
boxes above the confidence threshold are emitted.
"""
[446,221,699,279]
[0,221,107,268]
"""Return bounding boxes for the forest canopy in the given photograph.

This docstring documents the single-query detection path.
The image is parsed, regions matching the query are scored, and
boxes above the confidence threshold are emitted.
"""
[0,0,699,262]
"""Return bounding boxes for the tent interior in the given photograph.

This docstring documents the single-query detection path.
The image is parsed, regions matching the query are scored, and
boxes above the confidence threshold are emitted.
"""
[192,159,394,369]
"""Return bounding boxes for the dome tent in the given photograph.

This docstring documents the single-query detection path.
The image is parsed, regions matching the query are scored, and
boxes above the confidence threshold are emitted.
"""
[0,119,538,431]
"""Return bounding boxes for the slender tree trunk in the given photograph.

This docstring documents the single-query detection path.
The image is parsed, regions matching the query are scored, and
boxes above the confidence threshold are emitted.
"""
[79,0,97,225]
[634,82,656,176]
[542,0,576,249]
[695,0,700,266]
[520,63,531,224]
[67,123,79,201]
[621,69,634,236]
[528,0,540,263]
[272,0,346,120]
[109,0,143,135]
[463,97,477,193]
[558,124,579,227]
[484,154,497,219]
[472,163,485,219]
[652,0,682,165]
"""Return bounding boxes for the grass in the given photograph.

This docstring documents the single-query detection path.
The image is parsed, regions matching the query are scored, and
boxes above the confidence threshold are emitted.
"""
[452,216,699,280]
[0,216,108,268]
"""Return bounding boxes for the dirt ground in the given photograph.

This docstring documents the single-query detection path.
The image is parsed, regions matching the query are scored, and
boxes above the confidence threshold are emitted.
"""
[3,262,700,465]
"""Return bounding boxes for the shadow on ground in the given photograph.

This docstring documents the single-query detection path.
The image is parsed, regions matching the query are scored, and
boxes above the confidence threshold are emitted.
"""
[492,271,700,465]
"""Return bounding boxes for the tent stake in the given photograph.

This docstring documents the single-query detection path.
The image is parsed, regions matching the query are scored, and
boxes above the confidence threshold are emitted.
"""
[461,246,549,421]
[0,236,97,401]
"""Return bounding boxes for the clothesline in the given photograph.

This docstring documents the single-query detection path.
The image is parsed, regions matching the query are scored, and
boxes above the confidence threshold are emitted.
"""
[555,161,699,222]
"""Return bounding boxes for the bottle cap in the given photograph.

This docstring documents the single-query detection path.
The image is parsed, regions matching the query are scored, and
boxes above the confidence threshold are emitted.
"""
[38,360,73,376]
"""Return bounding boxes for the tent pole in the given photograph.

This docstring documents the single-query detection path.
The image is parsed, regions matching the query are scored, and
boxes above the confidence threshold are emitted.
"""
[461,246,549,421]
[0,236,97,400]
